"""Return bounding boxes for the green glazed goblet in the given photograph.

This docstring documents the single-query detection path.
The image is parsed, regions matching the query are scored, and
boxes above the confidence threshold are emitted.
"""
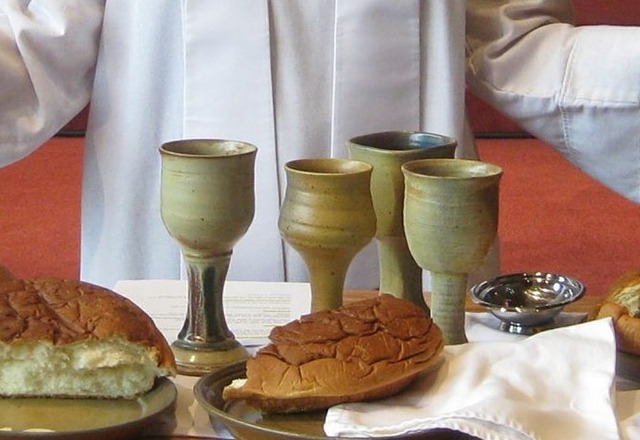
[160,139,257,375]
[347,131,457,312]
[402,159,502,345]
[278,159,377,312]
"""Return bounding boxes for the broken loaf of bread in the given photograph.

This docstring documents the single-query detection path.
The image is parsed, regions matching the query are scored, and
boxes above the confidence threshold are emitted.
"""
[597,269,640,356]
[223,293,443,413]
[0,278,176,399]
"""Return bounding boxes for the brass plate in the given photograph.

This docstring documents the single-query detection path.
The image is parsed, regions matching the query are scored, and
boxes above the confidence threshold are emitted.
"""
[0,378,176,440]
[194,362,476,440]
[617,351,640,386]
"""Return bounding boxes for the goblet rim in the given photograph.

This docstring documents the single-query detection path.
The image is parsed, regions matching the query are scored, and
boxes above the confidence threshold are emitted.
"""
[159,138,257,158]
[285,157,373,175]
[402,158,503,180]
[348,130,458,153]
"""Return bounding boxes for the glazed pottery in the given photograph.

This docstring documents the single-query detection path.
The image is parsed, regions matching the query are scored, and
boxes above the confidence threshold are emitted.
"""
[160,139,256,374]
[279,159,376,312]
[347,131,456,311]
[402,159,502,344]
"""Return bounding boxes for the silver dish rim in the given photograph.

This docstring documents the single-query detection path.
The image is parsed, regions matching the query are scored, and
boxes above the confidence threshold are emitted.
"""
[469,271,586,312]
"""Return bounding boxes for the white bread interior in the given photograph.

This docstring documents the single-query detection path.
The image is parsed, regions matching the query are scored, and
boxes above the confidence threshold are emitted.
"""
[597,269,640,355]
[0,278,176,399]
[0,338,171,399]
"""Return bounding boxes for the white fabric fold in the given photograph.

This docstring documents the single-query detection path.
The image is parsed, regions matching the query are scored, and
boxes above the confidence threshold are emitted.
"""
[182,0,284,283]
[324,318,620,439]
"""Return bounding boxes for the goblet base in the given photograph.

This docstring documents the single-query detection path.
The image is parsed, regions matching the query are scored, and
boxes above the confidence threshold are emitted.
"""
[171,341,250,376]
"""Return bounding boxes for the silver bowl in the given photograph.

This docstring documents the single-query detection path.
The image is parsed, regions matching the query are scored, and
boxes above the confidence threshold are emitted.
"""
[469,272,586,334]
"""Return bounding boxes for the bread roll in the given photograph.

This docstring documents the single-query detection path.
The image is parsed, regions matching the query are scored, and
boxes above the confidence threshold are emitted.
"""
[0,278,176,399]
[223,294,443,413]
[596,270,640,355]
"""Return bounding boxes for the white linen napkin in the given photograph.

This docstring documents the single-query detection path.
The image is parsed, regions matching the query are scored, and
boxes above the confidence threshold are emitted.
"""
[324,318,620,439]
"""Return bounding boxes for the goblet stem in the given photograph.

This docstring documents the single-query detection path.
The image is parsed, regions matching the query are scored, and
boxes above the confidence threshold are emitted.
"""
[430,271,469,345]
[172,252,249,375]
[178,253,231,346]
[377,236,427,313]
[303,251,352,312]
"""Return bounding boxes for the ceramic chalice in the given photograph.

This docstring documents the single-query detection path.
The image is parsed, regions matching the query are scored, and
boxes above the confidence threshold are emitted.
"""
[160,139,257,375]
[278,159,377,312]
[347,131,457,311]
[402,159,502,345]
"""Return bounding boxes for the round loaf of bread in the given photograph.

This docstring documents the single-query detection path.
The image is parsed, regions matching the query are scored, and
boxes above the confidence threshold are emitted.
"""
[0,278,176,399]
[596,270,640,355]
[223,294,443,413]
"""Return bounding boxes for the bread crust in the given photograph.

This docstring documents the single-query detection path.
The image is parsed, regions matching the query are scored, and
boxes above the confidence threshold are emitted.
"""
[0,278,176,373]
[596,270,640,355]
[223,294,443,413]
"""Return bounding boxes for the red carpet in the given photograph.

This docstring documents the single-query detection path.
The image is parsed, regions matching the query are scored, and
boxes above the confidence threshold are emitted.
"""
[1,135,639,297]
[0,136,82,280]
[478,138,640,297]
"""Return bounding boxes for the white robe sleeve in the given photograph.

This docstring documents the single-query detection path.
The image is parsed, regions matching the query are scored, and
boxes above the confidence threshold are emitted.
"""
[0,0,105,166]
[466,0,640,203]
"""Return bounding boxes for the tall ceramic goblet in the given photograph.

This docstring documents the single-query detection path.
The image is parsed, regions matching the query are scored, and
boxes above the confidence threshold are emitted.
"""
[160,139,257,375]
[278,159,377,312]
[347,131,457,312]
[402,159,502,345]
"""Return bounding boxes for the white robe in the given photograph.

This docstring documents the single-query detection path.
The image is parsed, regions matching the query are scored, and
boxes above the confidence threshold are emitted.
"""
[466,0,640,204]
[2,0,638,289]
[0,0,477,288]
